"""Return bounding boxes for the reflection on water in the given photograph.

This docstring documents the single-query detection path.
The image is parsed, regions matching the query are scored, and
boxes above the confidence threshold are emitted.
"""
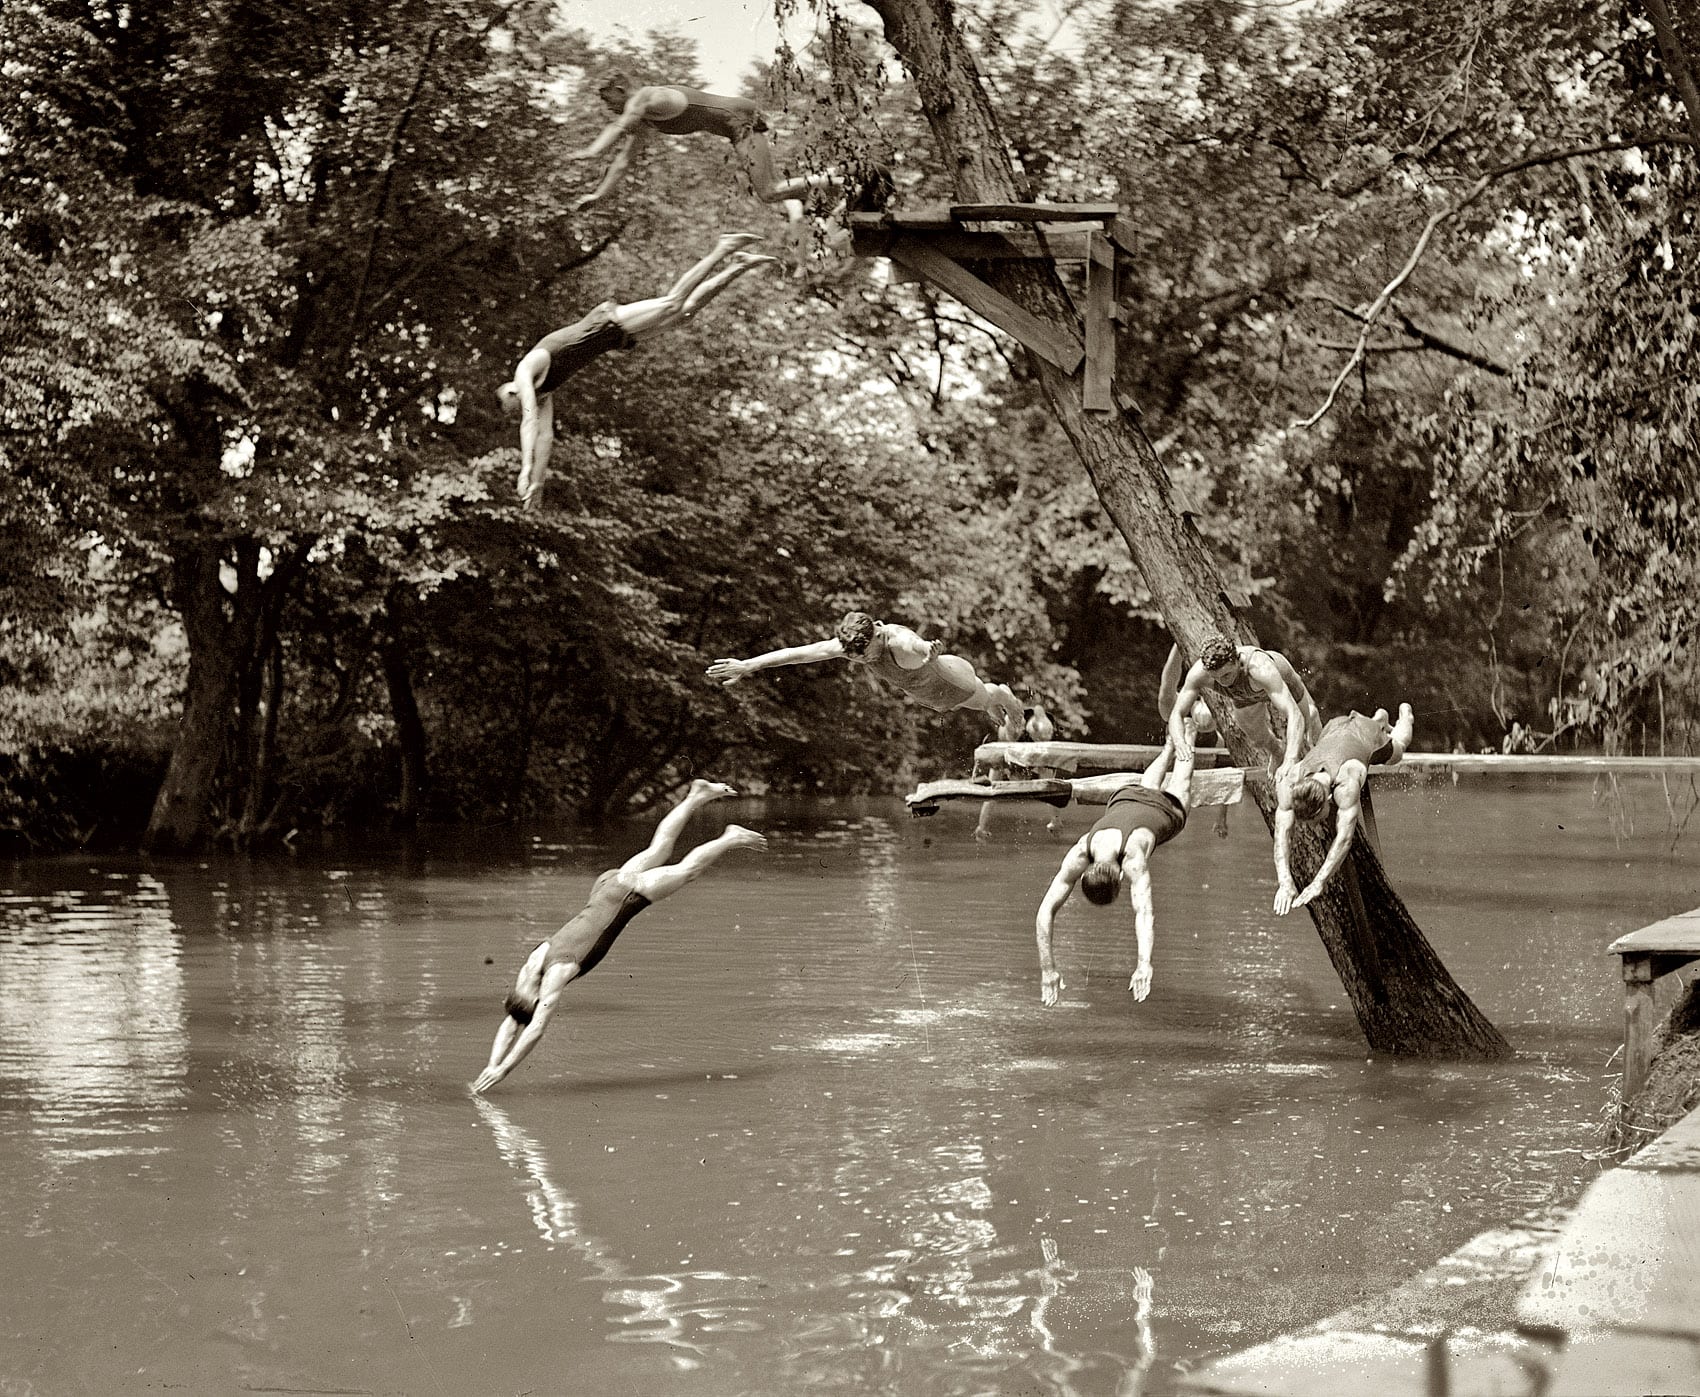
[0,781,1694,1393]
[0,873,185,1171]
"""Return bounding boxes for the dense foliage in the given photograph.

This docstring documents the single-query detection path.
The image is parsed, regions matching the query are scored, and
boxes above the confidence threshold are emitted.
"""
[3,0,1696,850]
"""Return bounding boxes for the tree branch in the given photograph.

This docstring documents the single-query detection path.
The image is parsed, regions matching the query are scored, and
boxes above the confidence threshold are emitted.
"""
[345,28,443,352]
[1294,133,1693,429]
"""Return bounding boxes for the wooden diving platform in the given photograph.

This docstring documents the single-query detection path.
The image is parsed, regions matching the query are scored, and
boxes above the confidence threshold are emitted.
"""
[906,767,1246,816]
[1609,909,1700,1103]
[976,741,1700,778]
[848,201,1129,410]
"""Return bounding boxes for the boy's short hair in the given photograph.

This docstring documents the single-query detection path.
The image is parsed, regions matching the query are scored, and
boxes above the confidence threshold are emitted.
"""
[835,611,877,655]
[504,991,536,1025]
[1291,779,1330,821]
[1080,861,1121,905]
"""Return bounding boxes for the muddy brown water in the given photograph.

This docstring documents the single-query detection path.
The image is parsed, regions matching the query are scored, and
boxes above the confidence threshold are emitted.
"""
[2,778,1696,1395]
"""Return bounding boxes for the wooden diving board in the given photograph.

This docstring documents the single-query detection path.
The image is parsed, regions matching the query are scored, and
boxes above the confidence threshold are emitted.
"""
[979,743,1700,778]
[906,778,1073,815]
[1396,752,1700,773]
[948,201,1123,222]
[846,201,1125,398]
[975,741,1230,774]
[1608,909,1700,1103]
[907,767,1246,815]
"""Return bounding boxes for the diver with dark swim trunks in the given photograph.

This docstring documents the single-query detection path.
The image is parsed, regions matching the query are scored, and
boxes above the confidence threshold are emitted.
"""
[1273,703,1414,915]
[1034,721,1199,1008]
[472,780,767,1094]
[570,72,841,214]
[707,611,1031,741]
[498,233,776,508]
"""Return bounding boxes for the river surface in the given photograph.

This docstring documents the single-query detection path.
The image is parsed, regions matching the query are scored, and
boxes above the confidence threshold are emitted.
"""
[2,777,1697,1395]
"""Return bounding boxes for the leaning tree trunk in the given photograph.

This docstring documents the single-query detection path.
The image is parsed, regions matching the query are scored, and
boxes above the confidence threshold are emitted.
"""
[864,0,1509,1057]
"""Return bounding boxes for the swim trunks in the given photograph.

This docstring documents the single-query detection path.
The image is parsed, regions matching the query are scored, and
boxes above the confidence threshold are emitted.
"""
[862,646,980,712]
[547,871,653,978]
[1088,783,1187,849]
[536,302,635,393]
[1292,711,1396,785]
[646,88,767,139]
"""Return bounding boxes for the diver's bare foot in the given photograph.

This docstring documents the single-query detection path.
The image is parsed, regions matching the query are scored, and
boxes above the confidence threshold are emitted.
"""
[717,232,765,253]
[722,825,768,852]
[729,252,781,270]
[691,779,738,802]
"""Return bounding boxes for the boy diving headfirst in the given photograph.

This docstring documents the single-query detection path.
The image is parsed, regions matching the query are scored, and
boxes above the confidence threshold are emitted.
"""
[472,780,766,1093]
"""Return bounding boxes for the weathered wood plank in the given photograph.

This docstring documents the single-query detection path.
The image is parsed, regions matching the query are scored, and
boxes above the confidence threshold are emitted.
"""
[975,741,1230,773]
[978,743,1700,778]
[848,217,1096,260]
[906,778,1074,813]
[949,201,1123,222]
[1609,911,1700,956]
[1070,767,1245,808]
[1084,230,1116,411]
[889,236,1086,373]
[1394,752,1700,773]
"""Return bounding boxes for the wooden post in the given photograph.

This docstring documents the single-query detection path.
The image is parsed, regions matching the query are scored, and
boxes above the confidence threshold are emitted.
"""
[1622,954,1659,1104]
[1084,230,1116,412]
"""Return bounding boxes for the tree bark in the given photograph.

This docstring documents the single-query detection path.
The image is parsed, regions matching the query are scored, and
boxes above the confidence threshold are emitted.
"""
[381,635,430,830]
[864,0,1509,1057]
[144,542,251,854]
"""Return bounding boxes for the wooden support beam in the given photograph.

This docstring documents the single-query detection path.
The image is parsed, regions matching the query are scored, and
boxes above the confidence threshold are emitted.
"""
[1084,230,1116,412]
[950,201,1123,222]
[866,227,1097,261]
[976,741,1231,773]
[889,236,1085,373]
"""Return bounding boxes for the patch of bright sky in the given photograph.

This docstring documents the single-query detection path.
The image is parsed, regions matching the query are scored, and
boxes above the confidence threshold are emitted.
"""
[563,0,803,91]
[563,0,1096,91]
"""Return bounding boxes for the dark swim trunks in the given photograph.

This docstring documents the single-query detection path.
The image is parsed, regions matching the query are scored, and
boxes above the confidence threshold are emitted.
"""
[574,890,651,978]
[1089,783,1188,849]
[536,302,635,393]
[646,88,767,139]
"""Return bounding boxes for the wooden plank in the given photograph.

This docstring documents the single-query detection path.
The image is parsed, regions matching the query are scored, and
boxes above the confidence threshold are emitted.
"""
[1084,230,1116,411]
[1610,910,1700,956]
[1518,1165,1700,1338]
[1071,767,1245,809]
[975,741,1231,773]
[1394,752,1700,773]
[889,236,1086,372]
[949,201,1123,222]
[848,207,956,231]
[883,228,1095,261]
[905,778,1074,814]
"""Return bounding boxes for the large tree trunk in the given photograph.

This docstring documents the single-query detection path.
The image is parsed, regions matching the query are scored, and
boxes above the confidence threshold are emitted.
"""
[381,635,429,830]
[145,538,307,855]
[865,0,1509,1057]
[144,543,252,854]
